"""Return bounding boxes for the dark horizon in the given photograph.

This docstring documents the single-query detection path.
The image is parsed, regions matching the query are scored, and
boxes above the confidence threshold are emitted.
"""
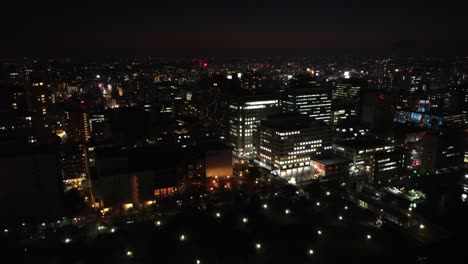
[1,1,467,59]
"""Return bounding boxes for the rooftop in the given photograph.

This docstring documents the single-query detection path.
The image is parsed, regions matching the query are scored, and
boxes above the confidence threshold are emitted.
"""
[261,113,328,131]
[311,155,350,166]
[335,136,392,150]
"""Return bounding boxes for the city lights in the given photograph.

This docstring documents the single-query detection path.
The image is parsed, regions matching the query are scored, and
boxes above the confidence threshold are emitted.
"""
[0,24,464,263]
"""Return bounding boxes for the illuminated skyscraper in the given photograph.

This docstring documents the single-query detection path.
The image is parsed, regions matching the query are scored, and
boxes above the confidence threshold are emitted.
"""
[65,111,91,143]
[283,85,332,124]
[228,94,280,160]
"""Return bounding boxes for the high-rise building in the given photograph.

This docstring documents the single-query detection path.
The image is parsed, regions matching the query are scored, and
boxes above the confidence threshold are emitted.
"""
[333,78,366,105]
[360,90,394,137]
[283,85,332,124]
[228,94,280,160]
[254,113,332,181]
[421,130,464,173]
[65,111,90,143]
[331,102,357,125]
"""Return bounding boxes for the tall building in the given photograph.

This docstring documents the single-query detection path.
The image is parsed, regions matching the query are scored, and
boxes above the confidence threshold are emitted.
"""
[331,102,357,125]
[254,113,332,181]
[228,94,280,160]
[360,90,394,137]
[65,111,91,143]
[333,78,366,105]
[89,114,112,142]
[421,130,464,173]
[283,85,332,124]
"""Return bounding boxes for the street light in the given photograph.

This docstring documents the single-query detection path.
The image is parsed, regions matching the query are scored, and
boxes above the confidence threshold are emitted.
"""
[126,250,133,257]
[256,243,261,250]
[262,204,268,209]
[419,224,425,230]
[242,217,248,223]
[367,234,372,240]
[317,230,322,235]
[308,249,314,255]
[64,238,72,244]
[196,260,201,264]
[215,212,221,218]
[338,216,343,220]
[180,234,186,241]
[285,209,290,215]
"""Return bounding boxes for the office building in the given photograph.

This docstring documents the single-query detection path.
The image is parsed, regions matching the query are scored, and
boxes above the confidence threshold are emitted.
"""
[254,113,332,181]
[421,130,464,173]
[228,94,280,160]
[334,136,404,184]
[283,85,332,124]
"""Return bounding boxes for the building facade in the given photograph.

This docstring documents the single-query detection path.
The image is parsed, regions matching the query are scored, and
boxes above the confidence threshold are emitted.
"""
[254,113,332,181]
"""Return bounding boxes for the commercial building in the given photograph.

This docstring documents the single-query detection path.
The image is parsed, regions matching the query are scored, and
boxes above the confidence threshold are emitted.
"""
[333,119,370,142]
[188,141,233,178]
[228,94,280,160]
[311,155,350,180]
[283,85,332,124]
[65,110,90,143]
[421,130,464,173]
[334,137,404,184]
[360,90,394,137]
[90,145,186,213]
[254,113,332,182]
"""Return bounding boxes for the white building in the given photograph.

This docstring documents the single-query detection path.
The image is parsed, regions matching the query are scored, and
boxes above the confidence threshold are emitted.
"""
[254,113,332,181]
[228,95,280,161]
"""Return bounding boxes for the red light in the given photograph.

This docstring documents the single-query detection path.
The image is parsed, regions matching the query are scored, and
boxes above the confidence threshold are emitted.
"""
[203,62,208,68]
[378,94,385,100]
[80,100,85,104]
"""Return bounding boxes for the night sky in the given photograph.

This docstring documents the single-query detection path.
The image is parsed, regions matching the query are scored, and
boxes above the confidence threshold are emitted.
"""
[1,0,467,58]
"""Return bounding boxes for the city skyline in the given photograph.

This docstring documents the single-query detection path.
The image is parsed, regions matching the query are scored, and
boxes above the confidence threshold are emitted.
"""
[0,2,467,264]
